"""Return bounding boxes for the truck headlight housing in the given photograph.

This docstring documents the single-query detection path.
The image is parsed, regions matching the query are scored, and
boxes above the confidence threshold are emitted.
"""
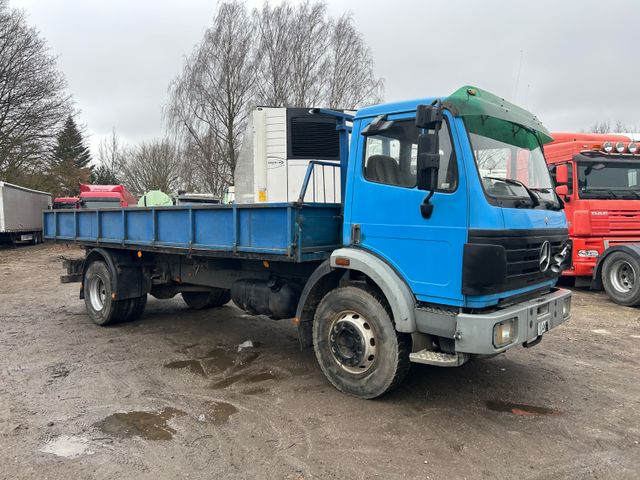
[615,141,626,153]
[603,141,613,153]
[493,318,518,348]
[629,142,638,154]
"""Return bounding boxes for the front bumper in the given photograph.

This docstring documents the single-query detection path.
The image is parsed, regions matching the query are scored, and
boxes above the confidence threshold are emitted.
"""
[454,288,571,355]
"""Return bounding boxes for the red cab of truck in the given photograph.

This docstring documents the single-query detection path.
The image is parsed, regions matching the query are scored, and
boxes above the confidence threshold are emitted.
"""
[79,184,137,208]
[53,197,80,209]
[546,132,640,305]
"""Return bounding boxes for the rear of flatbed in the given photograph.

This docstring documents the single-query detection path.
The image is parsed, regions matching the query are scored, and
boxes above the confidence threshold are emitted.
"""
[43,202,341,262]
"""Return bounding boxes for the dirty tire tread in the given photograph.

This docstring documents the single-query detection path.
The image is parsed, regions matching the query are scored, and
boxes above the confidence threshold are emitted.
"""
[313,284,411,399]
[83,261,130,326]
[602,251,640,306]
[120,295,147,323]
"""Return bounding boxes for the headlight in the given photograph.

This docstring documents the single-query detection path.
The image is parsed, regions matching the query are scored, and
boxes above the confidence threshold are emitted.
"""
[563,297,571,317]
[615,141,626,153]
[577,249,599,257]
[629,142,638,154]
[603,141,613,153]
[493,318,518,348]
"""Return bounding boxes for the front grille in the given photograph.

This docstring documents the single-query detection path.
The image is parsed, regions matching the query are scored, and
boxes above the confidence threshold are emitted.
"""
[592,210,640,235]
[467,229,569,294]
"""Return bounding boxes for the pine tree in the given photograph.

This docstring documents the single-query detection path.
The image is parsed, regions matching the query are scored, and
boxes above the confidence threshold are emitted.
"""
[48,116,93,196]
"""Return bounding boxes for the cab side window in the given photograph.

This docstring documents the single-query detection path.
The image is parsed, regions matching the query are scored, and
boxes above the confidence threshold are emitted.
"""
[363,120,457,191]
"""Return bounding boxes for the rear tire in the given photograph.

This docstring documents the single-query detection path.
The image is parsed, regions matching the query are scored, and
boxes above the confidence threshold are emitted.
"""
[182,289,231,310]
[602,251,640,306]
[121,295,147,323]
[312,285,411,399]
[83,261,130,326]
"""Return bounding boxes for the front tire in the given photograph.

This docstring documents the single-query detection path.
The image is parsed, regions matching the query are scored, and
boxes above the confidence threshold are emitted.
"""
[83,261,131,326]
[312,285,411,399]
[602,251,640,306]
[182,289,231,310]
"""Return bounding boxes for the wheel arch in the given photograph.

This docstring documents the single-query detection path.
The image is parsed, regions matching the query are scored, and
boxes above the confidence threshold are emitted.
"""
[295,248,417,349]
[82,248,150,301]
[591,244,640,290]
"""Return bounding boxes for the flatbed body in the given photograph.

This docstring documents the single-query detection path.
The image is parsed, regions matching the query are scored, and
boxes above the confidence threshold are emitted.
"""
[43,202,341,262]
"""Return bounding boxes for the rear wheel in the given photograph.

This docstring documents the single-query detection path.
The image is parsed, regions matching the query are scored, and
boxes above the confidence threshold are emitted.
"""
[83,261,131,326]
[182,289,231,310]
[122,295,147,322]
[602,251,640,306]
[312,285,411,399]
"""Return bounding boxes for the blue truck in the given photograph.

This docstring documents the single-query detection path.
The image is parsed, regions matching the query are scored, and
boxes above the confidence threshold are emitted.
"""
[44,86,572,399]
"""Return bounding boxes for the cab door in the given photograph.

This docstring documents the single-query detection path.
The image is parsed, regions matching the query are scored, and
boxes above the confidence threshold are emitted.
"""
[346,112,469,306]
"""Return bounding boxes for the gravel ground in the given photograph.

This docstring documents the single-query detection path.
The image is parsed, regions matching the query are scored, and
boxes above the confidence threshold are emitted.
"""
[0,243,639,479]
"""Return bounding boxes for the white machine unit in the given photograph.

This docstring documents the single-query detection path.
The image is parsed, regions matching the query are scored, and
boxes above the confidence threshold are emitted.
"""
[235,107,344,204]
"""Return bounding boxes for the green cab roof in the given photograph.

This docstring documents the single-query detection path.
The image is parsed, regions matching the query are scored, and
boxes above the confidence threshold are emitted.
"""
[443,85,553,148]
[355,85,553,149]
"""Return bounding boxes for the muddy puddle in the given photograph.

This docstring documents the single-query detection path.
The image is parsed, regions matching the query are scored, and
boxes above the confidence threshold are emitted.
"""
[205,401,238,425]
[94,407,186,440]
[165,344,262,379]
[486,400,561,416]
[40,434,93,458]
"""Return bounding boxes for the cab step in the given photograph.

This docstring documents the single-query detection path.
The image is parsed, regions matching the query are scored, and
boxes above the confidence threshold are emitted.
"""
[409,349,469,367]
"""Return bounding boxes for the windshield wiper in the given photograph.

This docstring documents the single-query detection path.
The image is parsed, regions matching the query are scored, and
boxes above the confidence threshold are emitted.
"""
[484,176,540,207]
[583,188,618,199]
[529,187,563,210]
[621,190,640,200]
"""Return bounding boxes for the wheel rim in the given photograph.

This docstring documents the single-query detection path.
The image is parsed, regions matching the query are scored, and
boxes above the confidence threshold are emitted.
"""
[328,310,377,374]
[610,260,636,293]
[88,276,107,311]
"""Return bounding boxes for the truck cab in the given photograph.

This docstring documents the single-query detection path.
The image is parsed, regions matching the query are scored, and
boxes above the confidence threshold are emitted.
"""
[546,132,640,305]
[79,184,137,208]
[46,86,572,399]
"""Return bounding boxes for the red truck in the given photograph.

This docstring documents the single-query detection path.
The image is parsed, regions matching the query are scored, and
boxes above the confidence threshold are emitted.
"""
[79,184,137,208]
[546,132,640,305]
[53,197,80,209]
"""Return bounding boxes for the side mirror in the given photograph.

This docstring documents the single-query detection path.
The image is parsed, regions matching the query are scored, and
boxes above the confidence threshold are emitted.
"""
[415,104,443,218]
[556,164,568,185]
[556,184,569,197]
[416,132,440,191]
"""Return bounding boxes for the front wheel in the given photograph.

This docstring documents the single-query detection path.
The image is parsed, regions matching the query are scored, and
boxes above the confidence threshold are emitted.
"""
[602,251,640,306]
[312,285,411,399]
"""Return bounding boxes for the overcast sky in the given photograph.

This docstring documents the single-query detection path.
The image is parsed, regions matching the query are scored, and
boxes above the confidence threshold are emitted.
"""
[9,0,640,154]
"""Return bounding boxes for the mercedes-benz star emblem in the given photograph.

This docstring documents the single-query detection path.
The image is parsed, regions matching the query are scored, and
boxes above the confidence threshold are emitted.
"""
[539,241,551,272]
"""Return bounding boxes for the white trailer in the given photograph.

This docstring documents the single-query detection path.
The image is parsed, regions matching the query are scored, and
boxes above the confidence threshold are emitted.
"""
[234,107,349,204]
[0,181,52,245]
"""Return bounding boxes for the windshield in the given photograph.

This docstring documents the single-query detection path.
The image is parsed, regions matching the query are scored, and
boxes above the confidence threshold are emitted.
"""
[578,159,640,199]
[466,118,557,208]
[82,198,121,208]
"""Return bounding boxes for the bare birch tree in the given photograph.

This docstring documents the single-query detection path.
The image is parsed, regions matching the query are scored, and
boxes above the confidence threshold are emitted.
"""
[325,13,384,109]
[166,0,384,193]
[0,0,71,184]
[120,139,182,195]
[92,129,125,184]
[253,2,294,106]
[167,1,256,195]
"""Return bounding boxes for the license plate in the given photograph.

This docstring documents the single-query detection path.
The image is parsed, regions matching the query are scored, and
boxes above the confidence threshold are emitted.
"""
[537,320,549,336]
